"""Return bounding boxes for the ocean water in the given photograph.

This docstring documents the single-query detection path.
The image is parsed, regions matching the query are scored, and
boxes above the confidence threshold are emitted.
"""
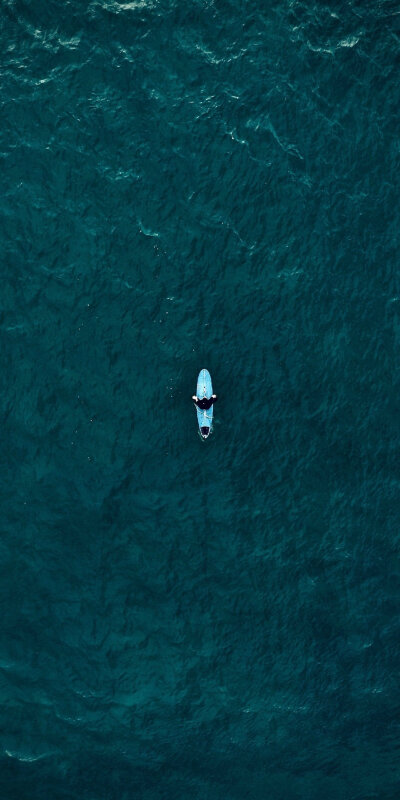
[1,0,400,797]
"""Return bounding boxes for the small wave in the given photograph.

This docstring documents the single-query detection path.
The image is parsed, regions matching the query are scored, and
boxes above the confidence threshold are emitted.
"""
[337,35,360,48]
[138,220,160,238]
[5,750,54,763]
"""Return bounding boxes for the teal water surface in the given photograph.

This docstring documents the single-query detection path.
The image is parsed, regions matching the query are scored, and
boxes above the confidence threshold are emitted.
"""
[1,1,400,798]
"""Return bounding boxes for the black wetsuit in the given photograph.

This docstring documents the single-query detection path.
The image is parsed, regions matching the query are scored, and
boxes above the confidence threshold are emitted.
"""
[194,395,217,410]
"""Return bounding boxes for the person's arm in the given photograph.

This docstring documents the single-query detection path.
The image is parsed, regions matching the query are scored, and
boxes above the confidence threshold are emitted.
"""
[211,394,217,402]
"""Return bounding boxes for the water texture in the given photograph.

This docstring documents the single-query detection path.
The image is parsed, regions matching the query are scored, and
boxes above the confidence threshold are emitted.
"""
[1,0,400,797]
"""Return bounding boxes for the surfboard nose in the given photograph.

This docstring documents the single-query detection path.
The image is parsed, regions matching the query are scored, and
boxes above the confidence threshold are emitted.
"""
[200,426,210,438]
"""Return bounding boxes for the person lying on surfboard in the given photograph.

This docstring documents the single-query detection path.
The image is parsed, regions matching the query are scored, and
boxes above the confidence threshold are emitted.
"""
[192,394,218,410]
